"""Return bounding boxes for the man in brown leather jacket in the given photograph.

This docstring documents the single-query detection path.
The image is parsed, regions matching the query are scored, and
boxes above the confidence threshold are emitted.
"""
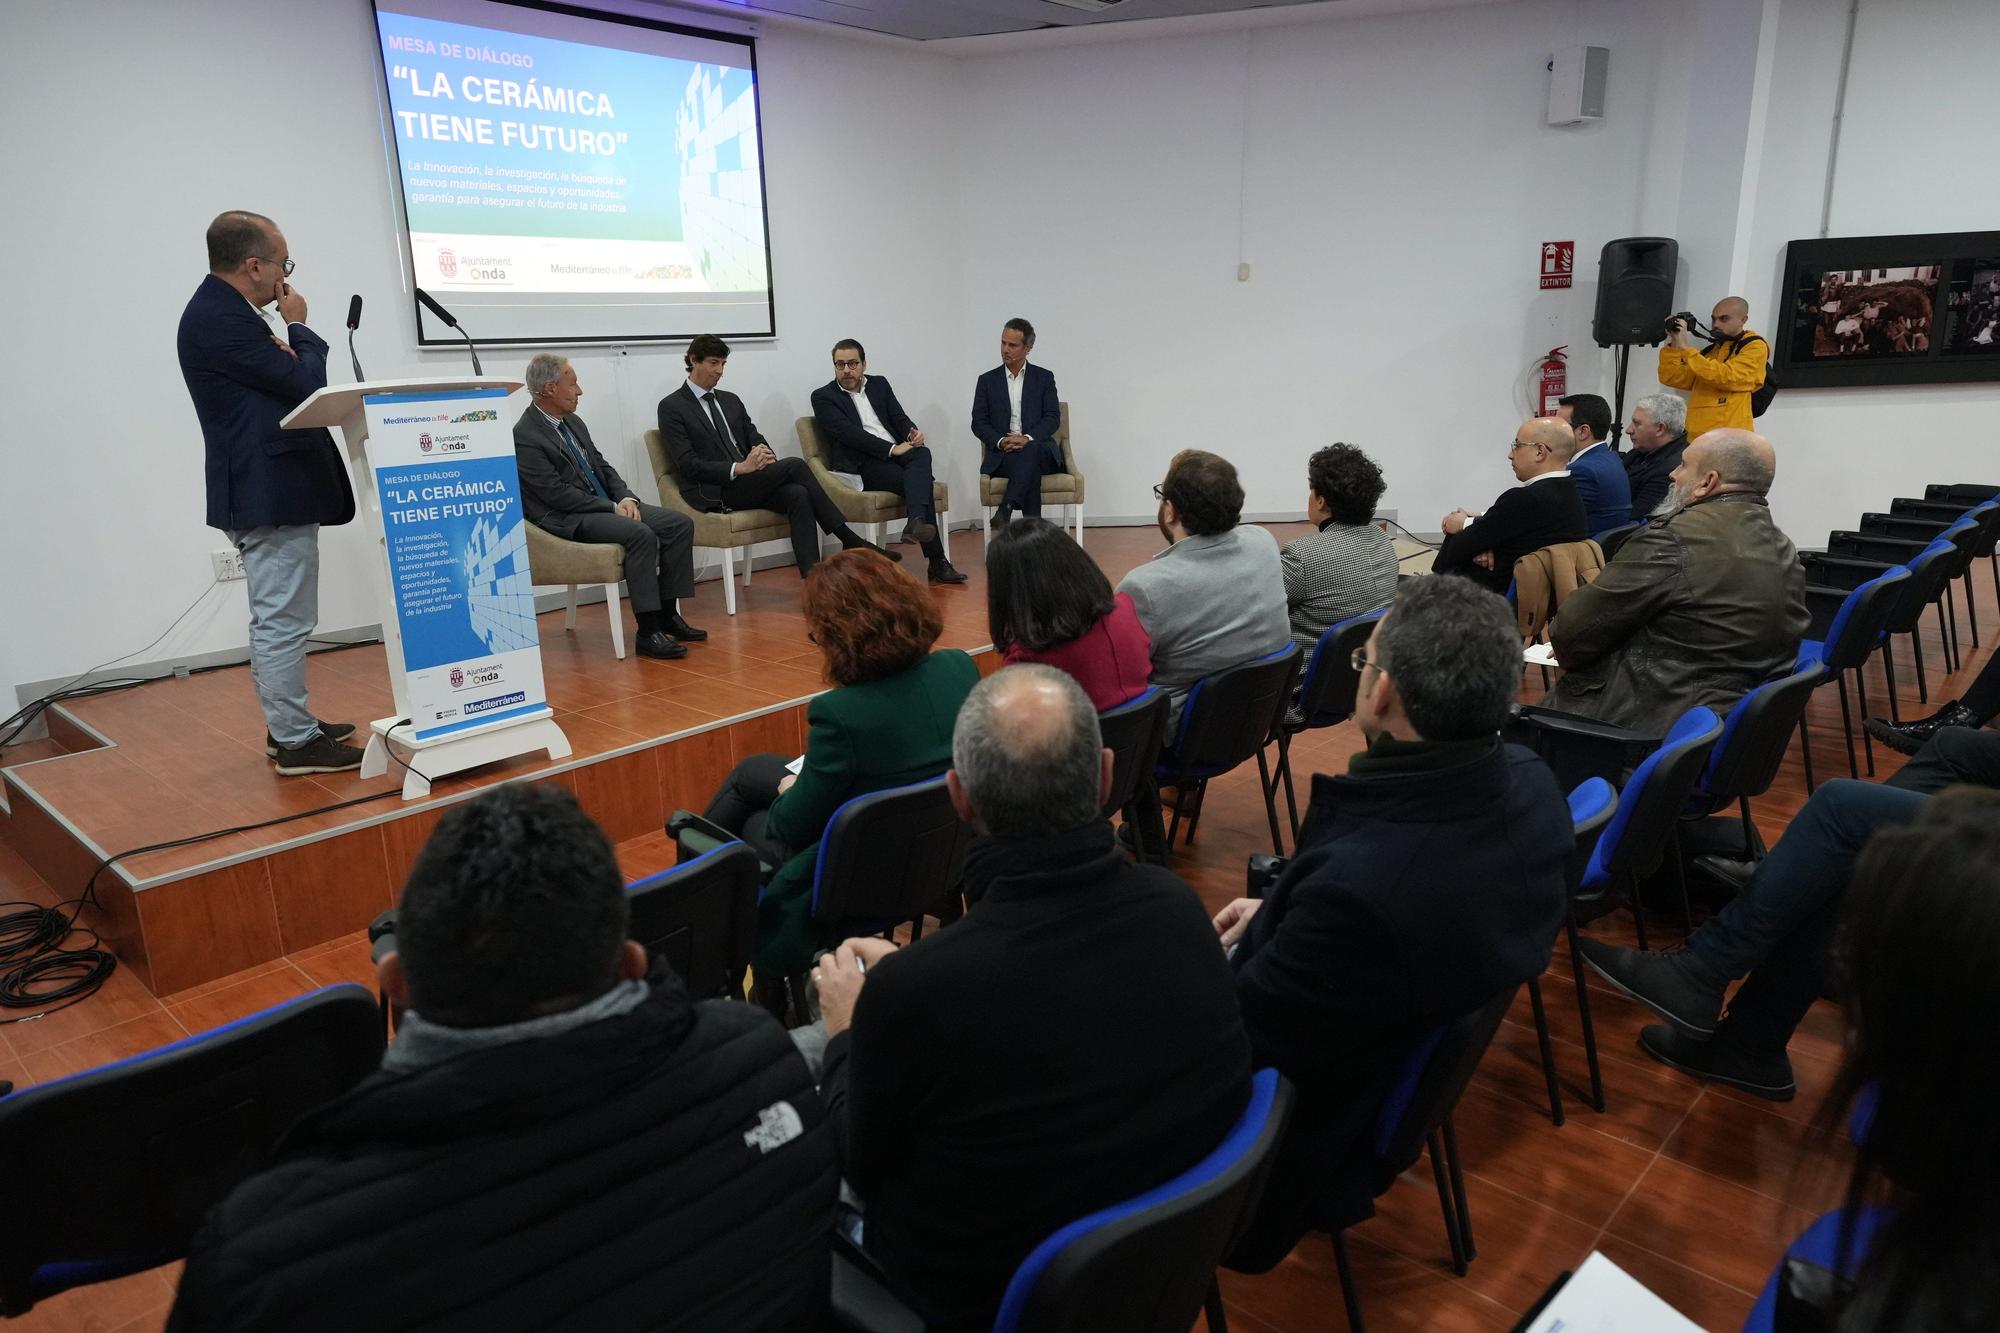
[1542,430,1808,736]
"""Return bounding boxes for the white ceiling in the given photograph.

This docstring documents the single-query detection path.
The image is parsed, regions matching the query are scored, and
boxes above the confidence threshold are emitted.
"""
[659,0,1354,42]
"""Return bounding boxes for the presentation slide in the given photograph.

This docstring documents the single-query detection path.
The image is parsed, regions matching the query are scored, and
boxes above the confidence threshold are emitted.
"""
[373,0,774,345]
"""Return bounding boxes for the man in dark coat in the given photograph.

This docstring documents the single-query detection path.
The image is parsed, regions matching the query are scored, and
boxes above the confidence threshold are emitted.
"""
[815,665,1251,1331]
[1212,577,1571,1268]
[1545,430,1809,737]
[170,786,836,1332]
[1431,417,1590,595]
[1622,393,1691,521]
[177,210,360,775]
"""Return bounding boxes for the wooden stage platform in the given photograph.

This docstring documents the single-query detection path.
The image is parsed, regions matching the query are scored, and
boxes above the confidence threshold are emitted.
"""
[0,527,1225,995]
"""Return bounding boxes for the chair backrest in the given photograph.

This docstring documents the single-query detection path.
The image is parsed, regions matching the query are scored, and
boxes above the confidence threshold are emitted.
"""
[1816,566,1911,670]
[811,774,971,927]
[1565,777,1619,894]
[794,414,829,467]
[1291,609,1389,732]
[1699,664,1827,802]
[1098,687,1172,818]
[1371,987,1516,1175]
[1580,707,1722,895]
[992,1068,1295,1333]
[1744,1205,1896,1333]
[1881,540,1960,634]
[1594,520,1643,560]
[1159,645,1302,781]
[625,841,760,999]
[642,428,692,507]
[0,984,385,1315]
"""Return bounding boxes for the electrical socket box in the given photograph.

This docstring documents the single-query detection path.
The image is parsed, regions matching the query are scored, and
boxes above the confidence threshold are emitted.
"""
[211,549,247,582]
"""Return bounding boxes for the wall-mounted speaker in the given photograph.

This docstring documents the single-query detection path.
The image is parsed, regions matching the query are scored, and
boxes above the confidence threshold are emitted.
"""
[1593,237,1679,347]
[1548,46,1609,126]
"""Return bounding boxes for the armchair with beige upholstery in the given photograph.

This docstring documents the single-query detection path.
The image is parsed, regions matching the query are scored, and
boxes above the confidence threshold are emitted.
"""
[980,400,1084,551]
[643,428,793,616]
[524,524,627,659]
[793,416,951,558]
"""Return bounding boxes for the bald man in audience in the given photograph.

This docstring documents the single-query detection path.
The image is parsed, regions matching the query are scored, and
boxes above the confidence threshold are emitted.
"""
[1659,296,1767,438]
[1543,429,1808,736]
[1430,417,1590,595]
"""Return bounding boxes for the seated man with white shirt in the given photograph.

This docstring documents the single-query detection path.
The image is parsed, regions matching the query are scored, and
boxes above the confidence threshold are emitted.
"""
[970,318,1063,525]
[1555,392,1634,534]
[1430,418,1591,596]
[809,338,966,585]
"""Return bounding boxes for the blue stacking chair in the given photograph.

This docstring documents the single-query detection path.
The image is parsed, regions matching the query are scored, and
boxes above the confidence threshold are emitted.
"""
[1689,664,1827,861]
[1742,1206,1894,1331]
[1577,707,1723,954]
[811,774,972,936]
[0,985,384,1316]
[831,1069,1296,1333]
[624,840,761,1000]
[1796,567,1910,785]
[1526,778,1620,1122]
[1273,609,1389,840]
[1098,687,1173,863]
[1327,987,1517,1333]
[1155,644,1302,856]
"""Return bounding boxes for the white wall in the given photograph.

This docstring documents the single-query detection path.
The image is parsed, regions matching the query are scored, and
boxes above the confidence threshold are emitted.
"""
[1744,0,2000,548]
[949,0,1681,533]
[0,0,962,709]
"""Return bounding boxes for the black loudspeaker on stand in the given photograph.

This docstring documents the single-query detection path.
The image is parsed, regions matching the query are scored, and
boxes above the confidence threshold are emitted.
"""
[1592,236,1679,449]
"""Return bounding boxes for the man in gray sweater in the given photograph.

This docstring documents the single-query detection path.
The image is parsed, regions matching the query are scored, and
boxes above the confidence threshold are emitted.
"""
[1119,450,1291,728]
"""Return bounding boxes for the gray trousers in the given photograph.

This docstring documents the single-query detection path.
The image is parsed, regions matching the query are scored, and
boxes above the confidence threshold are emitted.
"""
[231,523,321,748]
[565,502,695,614]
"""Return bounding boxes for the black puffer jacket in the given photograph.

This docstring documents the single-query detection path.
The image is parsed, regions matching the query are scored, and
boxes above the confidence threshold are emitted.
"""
[168,971,836,1332]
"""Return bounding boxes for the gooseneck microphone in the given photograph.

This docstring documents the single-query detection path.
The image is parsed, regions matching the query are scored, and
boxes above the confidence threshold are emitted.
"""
[415,287,483,376]
[346,295,365,382]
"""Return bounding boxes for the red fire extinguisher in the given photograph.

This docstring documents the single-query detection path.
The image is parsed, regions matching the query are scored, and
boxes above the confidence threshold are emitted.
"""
[1537,346,1567,417]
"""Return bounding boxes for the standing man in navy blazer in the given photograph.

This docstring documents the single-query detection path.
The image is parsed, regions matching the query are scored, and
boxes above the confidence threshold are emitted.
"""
[809,339,966,585]
[177,211,362,776]
[970,318,1062,525]
[1555,393,1633,536]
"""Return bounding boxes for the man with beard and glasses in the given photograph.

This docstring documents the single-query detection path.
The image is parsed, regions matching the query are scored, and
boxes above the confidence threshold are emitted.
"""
[1538,430,1808,736]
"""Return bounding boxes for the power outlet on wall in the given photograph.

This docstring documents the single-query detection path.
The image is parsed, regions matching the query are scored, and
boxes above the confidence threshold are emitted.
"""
[211,549,247,583]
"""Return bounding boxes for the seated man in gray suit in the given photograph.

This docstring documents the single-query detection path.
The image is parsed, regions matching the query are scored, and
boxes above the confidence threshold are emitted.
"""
[1118,449,1291,729]
[514,354,704,661]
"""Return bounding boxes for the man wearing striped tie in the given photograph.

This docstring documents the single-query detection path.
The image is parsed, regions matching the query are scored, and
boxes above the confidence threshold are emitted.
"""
[514,354,704,660]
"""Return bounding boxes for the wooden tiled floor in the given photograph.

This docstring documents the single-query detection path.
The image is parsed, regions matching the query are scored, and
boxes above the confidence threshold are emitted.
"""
[0,524,1989,1331]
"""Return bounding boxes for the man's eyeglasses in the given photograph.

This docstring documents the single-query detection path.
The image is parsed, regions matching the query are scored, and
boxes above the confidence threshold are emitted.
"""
[1349,648,1383,675]
[833,358,862,370]
[1152,483,1166,500]
[255,255,296,276]
[1507,438,1541,455]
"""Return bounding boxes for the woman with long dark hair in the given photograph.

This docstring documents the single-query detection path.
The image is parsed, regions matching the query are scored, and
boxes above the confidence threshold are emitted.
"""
[986,517,1150,710]
[1792,787,2000,1329]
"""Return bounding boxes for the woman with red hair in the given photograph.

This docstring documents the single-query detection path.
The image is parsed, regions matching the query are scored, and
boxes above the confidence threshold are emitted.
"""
[700,549,978,987]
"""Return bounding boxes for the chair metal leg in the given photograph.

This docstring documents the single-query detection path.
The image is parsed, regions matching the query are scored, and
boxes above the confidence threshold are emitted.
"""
[1185,778,1213,845]
[1882,641,1900,724]
[1855,663,1875,777]
[1667,827,1693,942]
[1629,866,1650,953]
[1566,912,1606,1111]
[1330,1231,1367,1333]
[1428,1129,1468,1276]
[1965,570,1980,648]
[1527,975,1564,1126]
[1255,748,1285,855]
[1836,672,1859,779]
[1945,583,1962,668]
[1797,713,1817,794]
[1203,1277,1228,1333]
[1442,1118,1475,1264]
[1739,795,1759,861]
[1912,628,1928,705]
[1278,732,1301,842]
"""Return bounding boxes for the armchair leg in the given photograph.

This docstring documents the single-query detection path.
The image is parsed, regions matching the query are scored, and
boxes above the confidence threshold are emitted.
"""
[564,583,579,632]
[982,506,993,555]
[606,581,626,660]
[1073,501,1084,548]
[722,546,739,616]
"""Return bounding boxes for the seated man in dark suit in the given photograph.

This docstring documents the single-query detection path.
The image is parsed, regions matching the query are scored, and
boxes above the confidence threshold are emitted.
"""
[514,354,703,661]
[657,334,890,579]
[808,338,966,585]
[1431,417,1590,595]
[169,785,836,1333]
[970,317,1062,525]
[815,665,1250,1332]
[1555,391,1633,534]
[1212,577,1570,1268]
[1622,392,1690,520]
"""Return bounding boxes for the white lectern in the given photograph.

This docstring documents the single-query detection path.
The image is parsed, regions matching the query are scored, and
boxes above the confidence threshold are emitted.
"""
[285,378,570,799]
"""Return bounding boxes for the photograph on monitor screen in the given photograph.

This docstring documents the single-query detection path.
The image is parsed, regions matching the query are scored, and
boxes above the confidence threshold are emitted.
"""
[1789,265,1940,361]
[1942,259,2000,354]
